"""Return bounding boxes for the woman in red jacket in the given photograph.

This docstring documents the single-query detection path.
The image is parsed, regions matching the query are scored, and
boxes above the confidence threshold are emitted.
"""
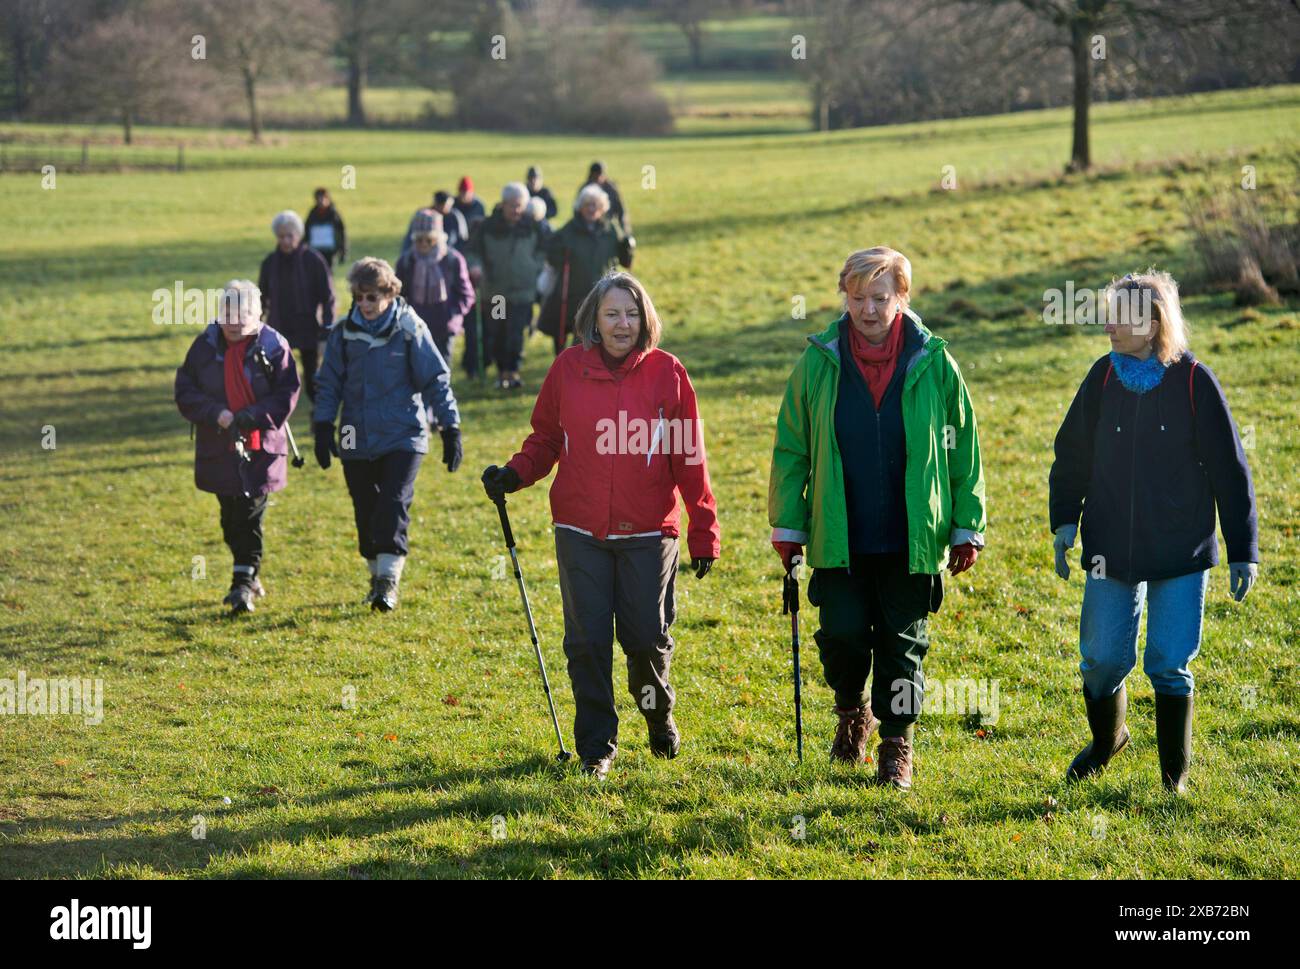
[482,272,721,780]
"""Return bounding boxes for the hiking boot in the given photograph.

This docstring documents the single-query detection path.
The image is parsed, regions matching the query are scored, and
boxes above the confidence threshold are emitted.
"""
[1066,684,1131,782]
[876,735,913,790]
[830,704,879,764]
[228,582,256,615]
[361,575,380,606]
[582,750,616,781]
[647,715,681,759]
[1155,692,1193,795]
[371,577,399,612]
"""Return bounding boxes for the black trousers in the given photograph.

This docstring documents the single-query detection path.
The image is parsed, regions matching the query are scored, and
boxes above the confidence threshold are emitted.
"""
[297,344,319,401]
[809,552,940,725]
[486,299,532,375]
[341,450,423,559]
[216,493,268,570]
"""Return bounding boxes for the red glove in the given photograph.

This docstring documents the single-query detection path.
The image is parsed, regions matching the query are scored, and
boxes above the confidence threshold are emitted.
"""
[948,543,979,576]
[773,540,803,574]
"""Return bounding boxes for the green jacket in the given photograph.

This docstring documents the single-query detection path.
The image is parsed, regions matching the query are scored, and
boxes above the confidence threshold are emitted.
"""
[468,208,546,305]
[768,311,987,574]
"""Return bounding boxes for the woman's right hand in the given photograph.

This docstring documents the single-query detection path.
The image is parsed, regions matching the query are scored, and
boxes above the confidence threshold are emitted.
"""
[481,464,520,502]
[217,409,234,429]
[772,540,803,575]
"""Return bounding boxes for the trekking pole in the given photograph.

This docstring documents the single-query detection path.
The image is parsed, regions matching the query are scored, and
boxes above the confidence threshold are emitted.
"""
[492,495,573,763]
[253,346,304,468]
[782,554,804,762]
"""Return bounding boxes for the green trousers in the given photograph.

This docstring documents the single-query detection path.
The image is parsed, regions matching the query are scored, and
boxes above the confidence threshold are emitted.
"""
[809,552,939,730]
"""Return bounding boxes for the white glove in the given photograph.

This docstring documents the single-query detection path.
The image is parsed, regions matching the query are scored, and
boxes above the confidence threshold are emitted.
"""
[1053,524,1077,581]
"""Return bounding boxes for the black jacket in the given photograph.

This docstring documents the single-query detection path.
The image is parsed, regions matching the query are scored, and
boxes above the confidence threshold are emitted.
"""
[304,205,346,262]
[1050,352,1258,583]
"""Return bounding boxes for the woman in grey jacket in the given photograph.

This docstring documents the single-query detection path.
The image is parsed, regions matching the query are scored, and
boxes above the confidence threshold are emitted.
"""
[312,258,463,611]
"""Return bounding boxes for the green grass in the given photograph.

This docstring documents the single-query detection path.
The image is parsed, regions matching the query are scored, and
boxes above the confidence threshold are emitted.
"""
[0,85,1297,879]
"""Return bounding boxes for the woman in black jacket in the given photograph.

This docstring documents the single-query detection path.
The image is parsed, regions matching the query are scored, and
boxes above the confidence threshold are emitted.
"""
[1049,271,1258,795]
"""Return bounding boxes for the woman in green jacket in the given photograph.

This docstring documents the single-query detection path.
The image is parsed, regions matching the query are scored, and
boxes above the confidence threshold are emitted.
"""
[539,184,634,354]
[768,247,987,788]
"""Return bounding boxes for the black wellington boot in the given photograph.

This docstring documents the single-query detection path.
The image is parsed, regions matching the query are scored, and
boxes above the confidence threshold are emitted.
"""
[1066,683,1130,781]
[1154,692,1193,795]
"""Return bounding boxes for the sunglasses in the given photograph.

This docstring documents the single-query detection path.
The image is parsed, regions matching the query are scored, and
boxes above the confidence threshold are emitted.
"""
[352,291,382,304]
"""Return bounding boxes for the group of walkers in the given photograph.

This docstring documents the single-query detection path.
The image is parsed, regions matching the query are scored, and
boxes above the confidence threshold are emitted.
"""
[175,235,1258,792]
[285,163,636,393]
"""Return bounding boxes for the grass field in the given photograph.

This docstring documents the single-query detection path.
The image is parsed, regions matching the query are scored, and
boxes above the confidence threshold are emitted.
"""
[0,85,1297,879]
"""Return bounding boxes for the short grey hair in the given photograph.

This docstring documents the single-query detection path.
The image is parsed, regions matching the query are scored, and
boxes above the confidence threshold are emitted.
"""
[575,184,610,216]
[271,210,304,237]
[526,196,547,222]
[502,182,529,205]
[220,279,262,322]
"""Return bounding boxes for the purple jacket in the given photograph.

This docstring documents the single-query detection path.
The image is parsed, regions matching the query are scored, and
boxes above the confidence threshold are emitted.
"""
[395,246,475,343]
[256,245,336,350]
[175,324,301,497]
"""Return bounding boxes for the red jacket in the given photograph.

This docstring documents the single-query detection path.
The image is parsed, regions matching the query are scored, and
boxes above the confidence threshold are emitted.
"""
[508,344,722,559]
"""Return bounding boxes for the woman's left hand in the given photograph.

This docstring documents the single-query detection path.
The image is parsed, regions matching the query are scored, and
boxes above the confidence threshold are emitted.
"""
[691,557,714,580]
[441,426,462,472]
[948,543,978,576]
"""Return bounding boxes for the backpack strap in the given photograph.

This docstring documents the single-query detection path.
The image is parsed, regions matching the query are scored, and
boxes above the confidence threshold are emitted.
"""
[1188,359,1199,417]
[1102,361,1113,389]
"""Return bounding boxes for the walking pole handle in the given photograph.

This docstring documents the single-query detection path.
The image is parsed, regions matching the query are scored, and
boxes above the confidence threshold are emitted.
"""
[493,495,516,549]
[783,554,802,615]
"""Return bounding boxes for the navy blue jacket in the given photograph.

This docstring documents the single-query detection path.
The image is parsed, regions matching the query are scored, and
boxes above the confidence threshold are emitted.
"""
[312,298,460,462]
[1050,352,1257,583]
[835,317,924,554]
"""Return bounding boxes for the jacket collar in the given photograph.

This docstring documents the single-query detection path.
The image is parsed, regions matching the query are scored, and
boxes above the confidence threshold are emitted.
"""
[576,343,647,381]
[809,309,943,379]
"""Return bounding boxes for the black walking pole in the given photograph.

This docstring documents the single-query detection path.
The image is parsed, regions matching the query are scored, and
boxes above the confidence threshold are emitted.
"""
[493,495,573,763]
[782,554,804,762]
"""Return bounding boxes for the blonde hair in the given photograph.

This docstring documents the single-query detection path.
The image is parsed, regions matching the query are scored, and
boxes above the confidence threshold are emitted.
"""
[838,246,913,307]
[1107,270,1188,365]
[574,272,662,352]
[347,257,402,297]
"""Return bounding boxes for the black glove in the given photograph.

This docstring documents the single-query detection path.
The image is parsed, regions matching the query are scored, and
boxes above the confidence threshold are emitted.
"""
[481,464,520,502]
[233,409,259,433]
[441,426,463,473]
[313,422,338,470]
[691,557,715,580]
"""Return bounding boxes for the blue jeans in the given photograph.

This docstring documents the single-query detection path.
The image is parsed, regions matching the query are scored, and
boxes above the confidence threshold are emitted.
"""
[1079,569,1208,699]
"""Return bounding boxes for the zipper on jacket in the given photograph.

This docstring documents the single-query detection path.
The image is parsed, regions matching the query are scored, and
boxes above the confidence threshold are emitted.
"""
[648,406,665,467]
[1126,394,1141,579]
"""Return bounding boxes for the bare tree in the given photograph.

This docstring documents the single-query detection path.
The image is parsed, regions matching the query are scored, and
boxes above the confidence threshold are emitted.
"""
[958,0,1293,171]
[37,2,203,143]
[191,0,334,142]
[657,0,743,69]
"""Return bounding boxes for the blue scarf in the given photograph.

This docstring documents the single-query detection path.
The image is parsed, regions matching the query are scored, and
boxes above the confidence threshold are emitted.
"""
[1109,350,1168,394]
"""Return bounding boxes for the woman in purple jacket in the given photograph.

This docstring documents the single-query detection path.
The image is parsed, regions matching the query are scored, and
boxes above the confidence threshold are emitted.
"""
[394,209,475,370]
[175,281,301,615]
[1049,271,1258,794]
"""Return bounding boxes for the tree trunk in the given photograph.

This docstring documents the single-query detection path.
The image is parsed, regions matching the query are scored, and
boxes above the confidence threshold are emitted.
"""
[243,67,262,143]
[685,24,703,69]
[122,109,133,145]
[346,44,367,126]
[1069,20,1091,172]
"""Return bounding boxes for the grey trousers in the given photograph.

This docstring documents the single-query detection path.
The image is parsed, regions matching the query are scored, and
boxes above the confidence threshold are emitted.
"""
[554,527,679,761]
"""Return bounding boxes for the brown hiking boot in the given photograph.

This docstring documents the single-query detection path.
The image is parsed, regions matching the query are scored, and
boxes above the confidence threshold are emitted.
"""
[646,714,681,759]
[582,749,616,781]
[876,735,913,790]
[830,705,879,764]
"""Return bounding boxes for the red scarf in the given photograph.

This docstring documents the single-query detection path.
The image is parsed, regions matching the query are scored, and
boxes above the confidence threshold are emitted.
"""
[223,337,261,451]
[848,311,905,408]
